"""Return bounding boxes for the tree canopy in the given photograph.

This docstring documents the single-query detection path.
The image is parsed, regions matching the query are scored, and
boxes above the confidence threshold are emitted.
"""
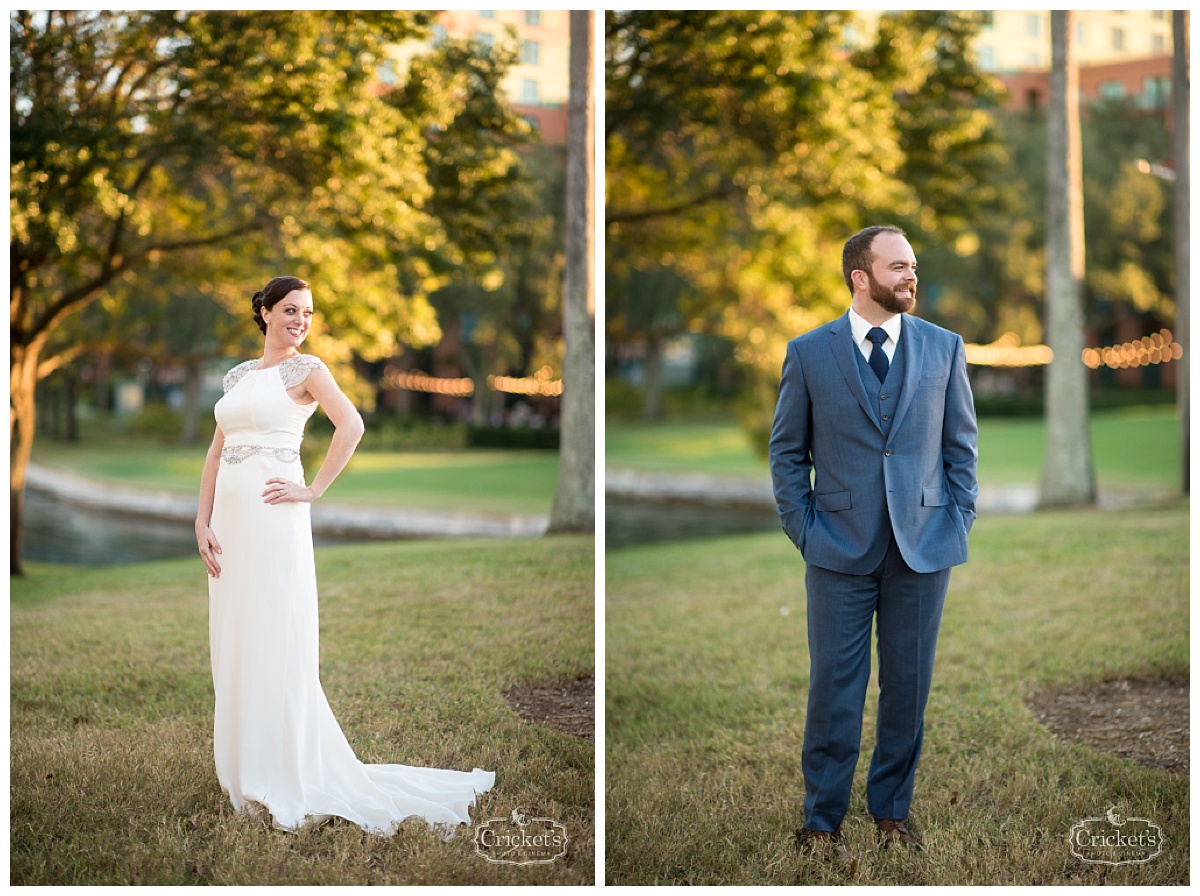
[604,10,1010,431]
[9,10,538,572]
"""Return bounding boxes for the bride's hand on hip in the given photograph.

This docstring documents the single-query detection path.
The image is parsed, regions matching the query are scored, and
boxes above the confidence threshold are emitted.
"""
[262,477,314,505]
[197,525,223,578]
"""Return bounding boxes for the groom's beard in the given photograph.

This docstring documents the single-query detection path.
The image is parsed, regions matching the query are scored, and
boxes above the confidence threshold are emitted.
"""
[868,271,916,315]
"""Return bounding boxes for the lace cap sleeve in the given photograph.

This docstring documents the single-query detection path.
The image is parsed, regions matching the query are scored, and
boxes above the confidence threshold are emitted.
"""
[278,354,327,390]
[222,360,256,393]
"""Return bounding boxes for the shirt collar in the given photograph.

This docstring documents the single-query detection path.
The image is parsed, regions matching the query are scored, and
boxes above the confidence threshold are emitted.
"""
[848,306,902,346]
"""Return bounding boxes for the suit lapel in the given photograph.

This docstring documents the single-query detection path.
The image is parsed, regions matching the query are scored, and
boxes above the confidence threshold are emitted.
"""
[828,312,883,434]
[889,314,924,438]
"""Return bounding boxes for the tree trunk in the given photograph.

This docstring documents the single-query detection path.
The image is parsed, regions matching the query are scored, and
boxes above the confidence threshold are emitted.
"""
[64,367,78,442]
[10,341,42,575]
[547,10,595,534]
[642,336,664,421]
[1173,11,1189,494]
[1039,10,1095,508]
[181,358,203,443]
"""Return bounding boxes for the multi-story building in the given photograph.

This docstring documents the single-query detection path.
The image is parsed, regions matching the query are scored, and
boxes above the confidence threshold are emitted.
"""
[850,11,1174,114]
[852,10,1172,70]
[384,10,570,145]
[972,10,1173,72]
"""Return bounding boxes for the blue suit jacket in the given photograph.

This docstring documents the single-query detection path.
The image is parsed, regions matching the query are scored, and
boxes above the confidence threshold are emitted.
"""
[768,312,978,575]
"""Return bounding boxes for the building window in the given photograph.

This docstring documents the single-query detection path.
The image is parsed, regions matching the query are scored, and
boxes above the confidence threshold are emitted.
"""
[473,30,494,50]
[1152,10,1166,20]
[1152,34,1165,54]
[431,24,447,46]
[978,45,996,70]
[1112,27,1126,52]
[522,40,540,66]
[1099,80,1127,100]
[1141,75,1170,108]
[1025,13,1041,38]
[1076,21,1086,46]
[520,78,540,104]
[525,11,542,27]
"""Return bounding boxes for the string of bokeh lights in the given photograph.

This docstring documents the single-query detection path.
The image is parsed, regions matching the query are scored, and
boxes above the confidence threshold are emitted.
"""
[966,329,1183,369]
[380,364,564,397]
[379,331,1182,398]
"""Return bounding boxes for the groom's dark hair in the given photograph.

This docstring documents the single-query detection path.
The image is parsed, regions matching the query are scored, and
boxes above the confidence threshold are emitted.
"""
[842,225,906,294]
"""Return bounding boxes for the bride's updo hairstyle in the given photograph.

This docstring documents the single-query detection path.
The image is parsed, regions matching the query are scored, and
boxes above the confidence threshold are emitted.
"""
[252,276,311,335]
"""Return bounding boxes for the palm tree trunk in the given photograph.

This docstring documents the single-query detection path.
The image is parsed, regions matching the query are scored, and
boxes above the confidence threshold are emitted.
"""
[1039,10,1096,507]
[548,10,596,533]
[1173,11,1189,494]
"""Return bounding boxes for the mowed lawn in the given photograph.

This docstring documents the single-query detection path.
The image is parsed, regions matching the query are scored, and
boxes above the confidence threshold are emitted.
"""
[607,405,1182,495]
[32,438,558,516]
[11,535,594,885]
[605,503,1188,885]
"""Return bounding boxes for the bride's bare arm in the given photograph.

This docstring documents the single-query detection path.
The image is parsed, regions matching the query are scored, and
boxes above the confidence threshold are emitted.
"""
[197,426,225,576]
[267,366,364,503]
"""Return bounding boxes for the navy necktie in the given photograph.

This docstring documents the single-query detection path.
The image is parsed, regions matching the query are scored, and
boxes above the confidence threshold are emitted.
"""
[867,327,890,383]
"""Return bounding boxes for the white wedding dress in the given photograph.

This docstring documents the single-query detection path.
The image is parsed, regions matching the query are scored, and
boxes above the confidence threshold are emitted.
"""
[208,354,494,835]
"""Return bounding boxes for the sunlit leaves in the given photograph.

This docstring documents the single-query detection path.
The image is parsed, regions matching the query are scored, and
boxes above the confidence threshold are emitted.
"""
[605,9,1010,434]
[11,8,539,386]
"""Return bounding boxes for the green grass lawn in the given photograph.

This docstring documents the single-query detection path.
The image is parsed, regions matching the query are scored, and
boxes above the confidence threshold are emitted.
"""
[32,436,558,516]
[606,405,1182,494]
[604,503,1188,884]
[11,536,594,885]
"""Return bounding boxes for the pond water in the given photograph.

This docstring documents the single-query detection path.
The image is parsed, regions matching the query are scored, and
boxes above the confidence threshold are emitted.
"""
[22,488,371,567]
[25,489,786,564]
[605,497,781,550]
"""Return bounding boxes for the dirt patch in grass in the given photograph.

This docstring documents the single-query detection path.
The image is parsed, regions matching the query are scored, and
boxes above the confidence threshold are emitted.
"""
[504,670,594,741]
[1027,676,1188,775]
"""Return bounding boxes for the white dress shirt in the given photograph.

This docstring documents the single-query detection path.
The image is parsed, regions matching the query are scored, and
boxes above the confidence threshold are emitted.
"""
[848,307,901,364]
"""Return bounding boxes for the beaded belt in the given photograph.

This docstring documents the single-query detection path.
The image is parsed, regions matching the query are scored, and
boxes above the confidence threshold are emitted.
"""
[220,445,300,464]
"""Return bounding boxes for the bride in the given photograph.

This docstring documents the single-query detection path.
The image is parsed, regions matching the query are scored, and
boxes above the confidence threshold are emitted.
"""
[194,276,494,835]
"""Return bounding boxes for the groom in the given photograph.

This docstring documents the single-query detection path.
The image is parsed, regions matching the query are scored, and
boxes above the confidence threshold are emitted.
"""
[768,225,978,864]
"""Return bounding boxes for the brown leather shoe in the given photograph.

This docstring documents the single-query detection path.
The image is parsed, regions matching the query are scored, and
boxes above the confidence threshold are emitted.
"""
[795,828,859,874]
[875,818,922,851]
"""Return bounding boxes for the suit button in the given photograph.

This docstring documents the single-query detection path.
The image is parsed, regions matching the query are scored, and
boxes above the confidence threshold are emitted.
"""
[880,394,888,400]
[882,414,889,421]
[884,449,892,456]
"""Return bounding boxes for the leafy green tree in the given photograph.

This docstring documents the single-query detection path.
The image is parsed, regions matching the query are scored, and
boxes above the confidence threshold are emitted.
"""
[426,140,565,428]
[925,93,1175,370]
[605,258,693,421]
[9,10,529,573]
[604,10,1009,437]
[860,11,1010,239]
[1081,101,1174,319]
[605,10,897,420]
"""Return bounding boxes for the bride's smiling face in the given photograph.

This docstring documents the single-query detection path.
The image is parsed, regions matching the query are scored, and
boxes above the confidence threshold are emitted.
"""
[261,289,314,349]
